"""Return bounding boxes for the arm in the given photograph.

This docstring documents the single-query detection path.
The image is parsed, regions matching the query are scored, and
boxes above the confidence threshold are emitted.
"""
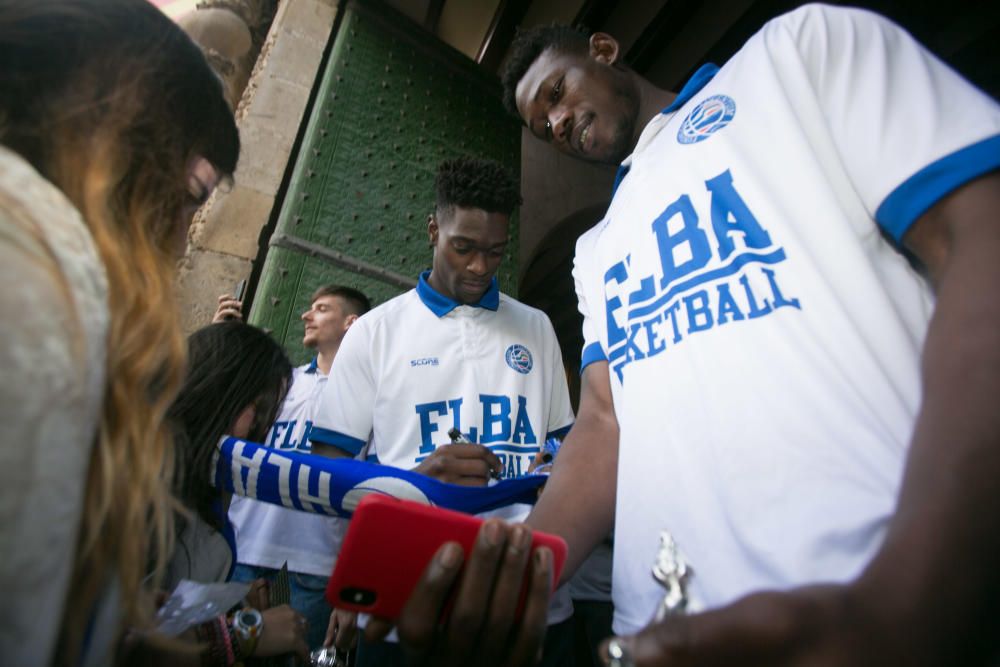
[527,360,619,583]
[312,442,355,459]
[857,170,1000,659]
[612,174,1000,667]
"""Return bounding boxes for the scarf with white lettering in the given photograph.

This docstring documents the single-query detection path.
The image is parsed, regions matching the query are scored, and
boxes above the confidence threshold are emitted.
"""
[212,437,547,516]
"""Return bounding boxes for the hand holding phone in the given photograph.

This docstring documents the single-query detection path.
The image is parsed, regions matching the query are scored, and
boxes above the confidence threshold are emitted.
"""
[338,495,560,667]
[211,279,247,323]
[327,495,565,619]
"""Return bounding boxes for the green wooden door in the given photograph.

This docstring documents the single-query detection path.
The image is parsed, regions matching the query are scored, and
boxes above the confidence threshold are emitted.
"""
[250,1,521,363]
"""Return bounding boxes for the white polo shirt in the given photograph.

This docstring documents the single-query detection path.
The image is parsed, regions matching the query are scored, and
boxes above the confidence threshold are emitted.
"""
[229,360,348,577]
[312,272,574,479]
[311,272,575,624]
[571,5,1000,633]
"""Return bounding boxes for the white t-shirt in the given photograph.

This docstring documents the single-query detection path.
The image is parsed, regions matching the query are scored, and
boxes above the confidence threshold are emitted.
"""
[312,272,576,623]
[571,4,1000,634]
[229,361,348,577]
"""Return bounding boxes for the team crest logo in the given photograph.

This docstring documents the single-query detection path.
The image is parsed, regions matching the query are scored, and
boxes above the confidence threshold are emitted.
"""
[505,344,533,374]
[677,95,736,144]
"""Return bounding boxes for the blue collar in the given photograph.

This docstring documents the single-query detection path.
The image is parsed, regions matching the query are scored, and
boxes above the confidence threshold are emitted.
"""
[661,63,719,115]
[305,357,319,374]
[416,270,500,317]
[612,63,720,195]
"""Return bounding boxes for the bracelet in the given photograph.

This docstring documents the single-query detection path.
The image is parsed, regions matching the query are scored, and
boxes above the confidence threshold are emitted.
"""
[205,615,226,665]
[219,615,235,666]
[226,621,244,663]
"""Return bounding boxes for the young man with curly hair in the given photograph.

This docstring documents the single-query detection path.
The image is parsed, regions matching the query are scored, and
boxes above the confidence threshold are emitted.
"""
[499,6,1000,666]
[310,156,576,666]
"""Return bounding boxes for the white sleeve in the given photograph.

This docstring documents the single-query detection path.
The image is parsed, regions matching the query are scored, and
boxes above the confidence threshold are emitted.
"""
[765,4,1000,242]
[540,315,575,439]
[573,226,607,371]
[309,317,375,456]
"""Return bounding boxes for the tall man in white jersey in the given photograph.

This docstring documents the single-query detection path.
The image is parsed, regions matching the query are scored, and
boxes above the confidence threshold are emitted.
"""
[310,156,576,666]
[225,284,371,650]
[492,5,1000,665]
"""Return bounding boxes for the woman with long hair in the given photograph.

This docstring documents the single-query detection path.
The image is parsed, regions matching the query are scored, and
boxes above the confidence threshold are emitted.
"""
[167,321,293,586]
[0,0,239,664]
[152,321,308,663]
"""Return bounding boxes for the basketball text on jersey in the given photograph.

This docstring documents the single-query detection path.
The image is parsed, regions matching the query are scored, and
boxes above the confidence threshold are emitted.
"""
[603,167,800,383]
[267,418,313,452]
[414,394,538,479]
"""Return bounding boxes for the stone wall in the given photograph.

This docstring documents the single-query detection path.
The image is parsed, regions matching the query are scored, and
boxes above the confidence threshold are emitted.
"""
[176,0,339,333]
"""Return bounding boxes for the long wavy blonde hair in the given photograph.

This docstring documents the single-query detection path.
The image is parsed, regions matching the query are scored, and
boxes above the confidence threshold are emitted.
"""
[0,0,239,662]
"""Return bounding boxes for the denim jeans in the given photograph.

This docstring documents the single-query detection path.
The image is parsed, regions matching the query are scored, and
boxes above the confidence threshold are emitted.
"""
[231,563,332,650]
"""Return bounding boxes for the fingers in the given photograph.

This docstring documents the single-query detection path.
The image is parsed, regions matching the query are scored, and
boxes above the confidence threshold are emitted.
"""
[602,589,828,667]
[212,294,243,323]
[441,520,509,661]
[477,523,534,660]
[246,578,270,611]
[506,547,552,667]
[324,609,338,647]
[333,609,358,652]
[396,541,465,660]
[416,444,503,485]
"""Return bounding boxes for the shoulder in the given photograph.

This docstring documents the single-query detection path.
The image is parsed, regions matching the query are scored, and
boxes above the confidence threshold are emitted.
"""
[498,292,544,318]
[0,146,108,412]
[355,289,419,330]
[497,293,558,335]
[757,3,887,47]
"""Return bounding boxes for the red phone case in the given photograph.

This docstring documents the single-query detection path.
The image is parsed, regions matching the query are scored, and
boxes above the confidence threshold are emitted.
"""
[325,494,566,619]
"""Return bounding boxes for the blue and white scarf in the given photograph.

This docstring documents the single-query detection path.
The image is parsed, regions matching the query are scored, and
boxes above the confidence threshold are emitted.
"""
[212,437,546,517]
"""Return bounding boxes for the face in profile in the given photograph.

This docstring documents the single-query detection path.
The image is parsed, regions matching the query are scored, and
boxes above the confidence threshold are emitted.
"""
[515,37,640,165]
[428,206,509,304]
[301,295,353,349]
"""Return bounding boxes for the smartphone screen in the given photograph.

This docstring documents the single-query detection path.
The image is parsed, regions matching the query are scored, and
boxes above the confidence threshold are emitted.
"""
[234,279,247,302]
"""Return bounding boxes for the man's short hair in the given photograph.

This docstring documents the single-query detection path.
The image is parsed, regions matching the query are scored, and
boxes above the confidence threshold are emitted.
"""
[310,285,371,316]
[500,23,590,117]
[435,156,522,218]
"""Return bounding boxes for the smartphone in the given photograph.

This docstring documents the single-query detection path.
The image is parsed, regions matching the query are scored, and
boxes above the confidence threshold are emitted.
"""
[233,278,248,303]
[326,494,566,619]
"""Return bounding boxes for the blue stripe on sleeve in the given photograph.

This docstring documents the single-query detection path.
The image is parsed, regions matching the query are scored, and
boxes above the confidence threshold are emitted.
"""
[876,134,1000,243]
[308,426,367,456]
[580,341,607,372]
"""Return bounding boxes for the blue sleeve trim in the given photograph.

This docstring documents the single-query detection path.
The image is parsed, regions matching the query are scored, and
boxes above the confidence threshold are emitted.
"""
[308,426,366,456]
[546,424,572,441]
[580,342,607,373]
[876,134,1000,243]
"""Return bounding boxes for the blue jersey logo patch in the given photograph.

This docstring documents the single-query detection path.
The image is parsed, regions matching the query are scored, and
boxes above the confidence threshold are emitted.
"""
[504,345,533,374]
[677,95,736,144]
